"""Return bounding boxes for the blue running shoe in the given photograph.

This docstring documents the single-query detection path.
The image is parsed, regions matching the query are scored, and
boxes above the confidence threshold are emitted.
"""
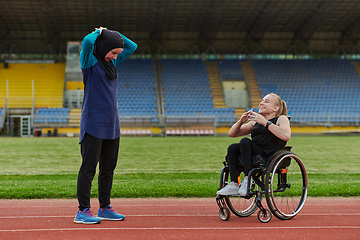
[97,205,125,221]
[74,208,101,224]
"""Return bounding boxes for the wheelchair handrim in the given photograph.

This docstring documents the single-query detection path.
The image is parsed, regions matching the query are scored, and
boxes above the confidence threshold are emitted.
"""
[269,153,308,218]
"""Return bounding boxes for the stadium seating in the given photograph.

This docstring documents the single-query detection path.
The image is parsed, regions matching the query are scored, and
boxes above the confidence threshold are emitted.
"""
[4,58,360,134]
[252,59,360,124]
[216,59,245,80]
[116,59,158,123]
[34,108,70,124]
[161,59,236,123]
[0,63,65,108]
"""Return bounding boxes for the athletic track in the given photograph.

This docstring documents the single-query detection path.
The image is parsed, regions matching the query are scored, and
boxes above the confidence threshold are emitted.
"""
[0,197,359,239]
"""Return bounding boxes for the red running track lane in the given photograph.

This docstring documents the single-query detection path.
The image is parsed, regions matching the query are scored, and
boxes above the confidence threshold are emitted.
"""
[0,197,359,240]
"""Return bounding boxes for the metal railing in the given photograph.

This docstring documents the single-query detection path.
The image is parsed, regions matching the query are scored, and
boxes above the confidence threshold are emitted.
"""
[164,115,217,128]
[2,97,63,109]
[291,113,360,127]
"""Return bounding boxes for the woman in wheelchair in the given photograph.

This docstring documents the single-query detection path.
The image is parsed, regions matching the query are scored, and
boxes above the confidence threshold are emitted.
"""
[217,93,291,196]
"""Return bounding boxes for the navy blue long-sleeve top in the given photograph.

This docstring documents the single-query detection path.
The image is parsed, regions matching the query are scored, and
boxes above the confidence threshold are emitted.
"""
[79,29,137,143]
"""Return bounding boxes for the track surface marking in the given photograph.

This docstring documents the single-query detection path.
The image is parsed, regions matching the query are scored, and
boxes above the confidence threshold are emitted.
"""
[0,197,359,239]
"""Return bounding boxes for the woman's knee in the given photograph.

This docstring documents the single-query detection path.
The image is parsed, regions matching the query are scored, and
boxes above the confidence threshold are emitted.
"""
[239,137,252,147]
[239,138,254,153]
[227,143,239,154]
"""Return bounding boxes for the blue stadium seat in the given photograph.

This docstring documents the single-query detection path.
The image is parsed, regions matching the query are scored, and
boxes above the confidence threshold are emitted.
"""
[161,59,235,122]
[34,108,70,124]
[216,59,245,80]
[252,59,360,124]
[116,59,158,120]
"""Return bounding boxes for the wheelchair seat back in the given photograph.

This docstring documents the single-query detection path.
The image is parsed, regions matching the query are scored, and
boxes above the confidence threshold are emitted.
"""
[266,146,293,172]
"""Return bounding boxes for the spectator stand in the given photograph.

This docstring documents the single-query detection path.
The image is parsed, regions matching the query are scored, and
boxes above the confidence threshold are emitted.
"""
[253,59,360,127]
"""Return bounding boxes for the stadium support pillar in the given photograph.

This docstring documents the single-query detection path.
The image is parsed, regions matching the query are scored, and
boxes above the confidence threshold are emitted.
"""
[334,45,347,57]
[156,45,167,56]
[189,45,201,55]
[238,45,249,57]
[141,44,152,56]
[350,45,360,55]
[206,45,217,56]
[287,45,298,56]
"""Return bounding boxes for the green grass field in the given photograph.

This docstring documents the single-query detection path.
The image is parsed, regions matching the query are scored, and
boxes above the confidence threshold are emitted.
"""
[0,136,359,198]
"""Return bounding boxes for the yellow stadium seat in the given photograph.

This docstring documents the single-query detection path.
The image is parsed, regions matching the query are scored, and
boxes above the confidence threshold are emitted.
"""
[0,63,65,108]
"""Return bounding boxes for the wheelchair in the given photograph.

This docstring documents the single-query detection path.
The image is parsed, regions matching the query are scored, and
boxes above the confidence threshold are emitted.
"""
[216,146,308,223]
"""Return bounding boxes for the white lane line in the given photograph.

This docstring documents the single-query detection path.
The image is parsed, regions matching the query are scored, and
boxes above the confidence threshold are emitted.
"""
[0,226,359,232]
[0,202,358,209]
[0,212,359,219]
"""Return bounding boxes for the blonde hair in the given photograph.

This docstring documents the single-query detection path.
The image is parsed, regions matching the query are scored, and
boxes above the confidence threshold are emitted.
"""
[269,93,287,116]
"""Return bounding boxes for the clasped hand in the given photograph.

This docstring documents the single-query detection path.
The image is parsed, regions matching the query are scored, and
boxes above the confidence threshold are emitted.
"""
[240,109,267,126]
[93,26,107,34]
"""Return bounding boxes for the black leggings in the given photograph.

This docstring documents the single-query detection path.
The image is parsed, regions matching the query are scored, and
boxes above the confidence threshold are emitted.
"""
[226,138,265,183]
[77,133,119,211]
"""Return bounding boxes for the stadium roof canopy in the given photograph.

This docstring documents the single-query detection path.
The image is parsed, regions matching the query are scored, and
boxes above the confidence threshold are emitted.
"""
[1,0,360,57]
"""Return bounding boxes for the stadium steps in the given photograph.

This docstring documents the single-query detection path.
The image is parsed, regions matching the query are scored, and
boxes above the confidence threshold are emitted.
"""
[205,61,226,108]
[68,108,81,127]
[241,61,262,108]
[65,81,84,90]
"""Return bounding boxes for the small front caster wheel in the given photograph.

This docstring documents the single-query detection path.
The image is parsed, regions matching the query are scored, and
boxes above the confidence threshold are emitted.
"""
[219,207,230,221]
[258,209,272,223]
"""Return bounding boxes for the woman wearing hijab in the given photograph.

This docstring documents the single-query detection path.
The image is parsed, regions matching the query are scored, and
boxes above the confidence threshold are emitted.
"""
[74,27,137,224]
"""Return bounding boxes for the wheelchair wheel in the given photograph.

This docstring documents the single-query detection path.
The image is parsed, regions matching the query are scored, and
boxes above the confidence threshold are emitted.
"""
[219,207,230,221]
[258,209,272,223]
[265,151,308,220]
[225,173,260,217]
[225,193,260,217]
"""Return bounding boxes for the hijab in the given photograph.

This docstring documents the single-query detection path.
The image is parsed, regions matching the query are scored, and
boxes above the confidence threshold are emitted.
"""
[93,29,124,80]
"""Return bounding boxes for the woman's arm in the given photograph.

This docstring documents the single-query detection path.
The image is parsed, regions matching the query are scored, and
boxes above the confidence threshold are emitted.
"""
[229,121,255,138]
[114,32,138,66]
[228,109,255,137]
[80,29,101,69]
[267,115,291,141]
[248,111,291,141]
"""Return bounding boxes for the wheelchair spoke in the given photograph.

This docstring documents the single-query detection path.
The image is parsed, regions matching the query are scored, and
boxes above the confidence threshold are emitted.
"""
[224,172,260,217]
[226,194,259,217]
[265,152,308,220]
